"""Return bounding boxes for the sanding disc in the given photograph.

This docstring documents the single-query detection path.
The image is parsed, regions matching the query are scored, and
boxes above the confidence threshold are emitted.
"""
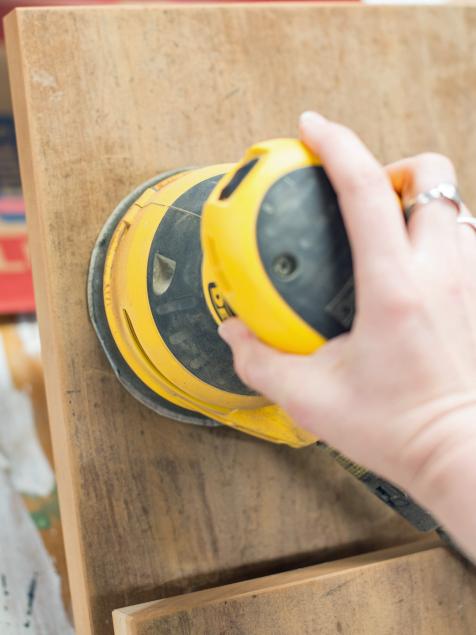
[87,170,217,427]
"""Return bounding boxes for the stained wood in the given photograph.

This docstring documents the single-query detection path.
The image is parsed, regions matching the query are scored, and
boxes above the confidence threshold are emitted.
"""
[4,4,476,634]
[113,540,476,634]
[113,541,476,635]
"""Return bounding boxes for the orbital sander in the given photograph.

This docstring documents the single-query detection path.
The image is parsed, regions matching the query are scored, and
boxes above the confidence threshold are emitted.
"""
[88,138,439,534]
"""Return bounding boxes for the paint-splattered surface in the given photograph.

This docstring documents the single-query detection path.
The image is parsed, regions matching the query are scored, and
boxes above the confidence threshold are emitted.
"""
[0,469,73,634]
[0,317,73,633]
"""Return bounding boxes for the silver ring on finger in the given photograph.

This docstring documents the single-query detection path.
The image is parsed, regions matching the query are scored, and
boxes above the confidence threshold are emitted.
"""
[403,182,462,222]
[457,216,476,233]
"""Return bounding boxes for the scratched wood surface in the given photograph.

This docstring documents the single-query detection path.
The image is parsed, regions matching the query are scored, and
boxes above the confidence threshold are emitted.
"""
[113,540,476,635]
[5,4,476,634]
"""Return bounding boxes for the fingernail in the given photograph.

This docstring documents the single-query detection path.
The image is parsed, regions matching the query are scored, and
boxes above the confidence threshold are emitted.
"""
[299,111,327,127]
[218,321,232,343]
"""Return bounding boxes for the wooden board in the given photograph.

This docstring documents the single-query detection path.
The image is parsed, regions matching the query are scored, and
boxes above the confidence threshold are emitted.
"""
[113,540,476,634]
[5,4,476,634]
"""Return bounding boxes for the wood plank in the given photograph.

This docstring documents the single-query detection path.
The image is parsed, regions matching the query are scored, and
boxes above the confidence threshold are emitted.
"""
[5,4,476,633]
[113,540,476,635]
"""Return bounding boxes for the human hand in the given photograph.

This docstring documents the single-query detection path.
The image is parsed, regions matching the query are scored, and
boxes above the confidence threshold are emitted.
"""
[219,112,476,559]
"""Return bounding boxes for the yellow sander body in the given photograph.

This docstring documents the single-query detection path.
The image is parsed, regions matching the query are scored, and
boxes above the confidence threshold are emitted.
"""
[88,139,355,448]
[87,138,442,534]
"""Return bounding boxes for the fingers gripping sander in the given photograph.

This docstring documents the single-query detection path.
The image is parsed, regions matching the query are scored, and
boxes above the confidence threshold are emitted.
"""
[88,139,437,533]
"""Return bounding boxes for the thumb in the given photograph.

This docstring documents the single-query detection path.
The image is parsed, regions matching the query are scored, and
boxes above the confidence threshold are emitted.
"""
[299,110,328,152]
[218,318,302,403]
[219,319,351,439]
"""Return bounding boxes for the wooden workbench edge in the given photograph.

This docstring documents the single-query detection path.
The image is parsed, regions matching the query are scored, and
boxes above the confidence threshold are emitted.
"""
[4,9,92,635]
[112,537,441,631]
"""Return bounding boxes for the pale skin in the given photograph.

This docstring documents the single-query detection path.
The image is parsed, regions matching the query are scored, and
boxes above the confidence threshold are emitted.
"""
[219,111,476,562]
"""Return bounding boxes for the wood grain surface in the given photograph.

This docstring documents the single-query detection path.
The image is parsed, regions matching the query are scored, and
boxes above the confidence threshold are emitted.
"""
[5,4,476,634]
[113,540,476,635]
